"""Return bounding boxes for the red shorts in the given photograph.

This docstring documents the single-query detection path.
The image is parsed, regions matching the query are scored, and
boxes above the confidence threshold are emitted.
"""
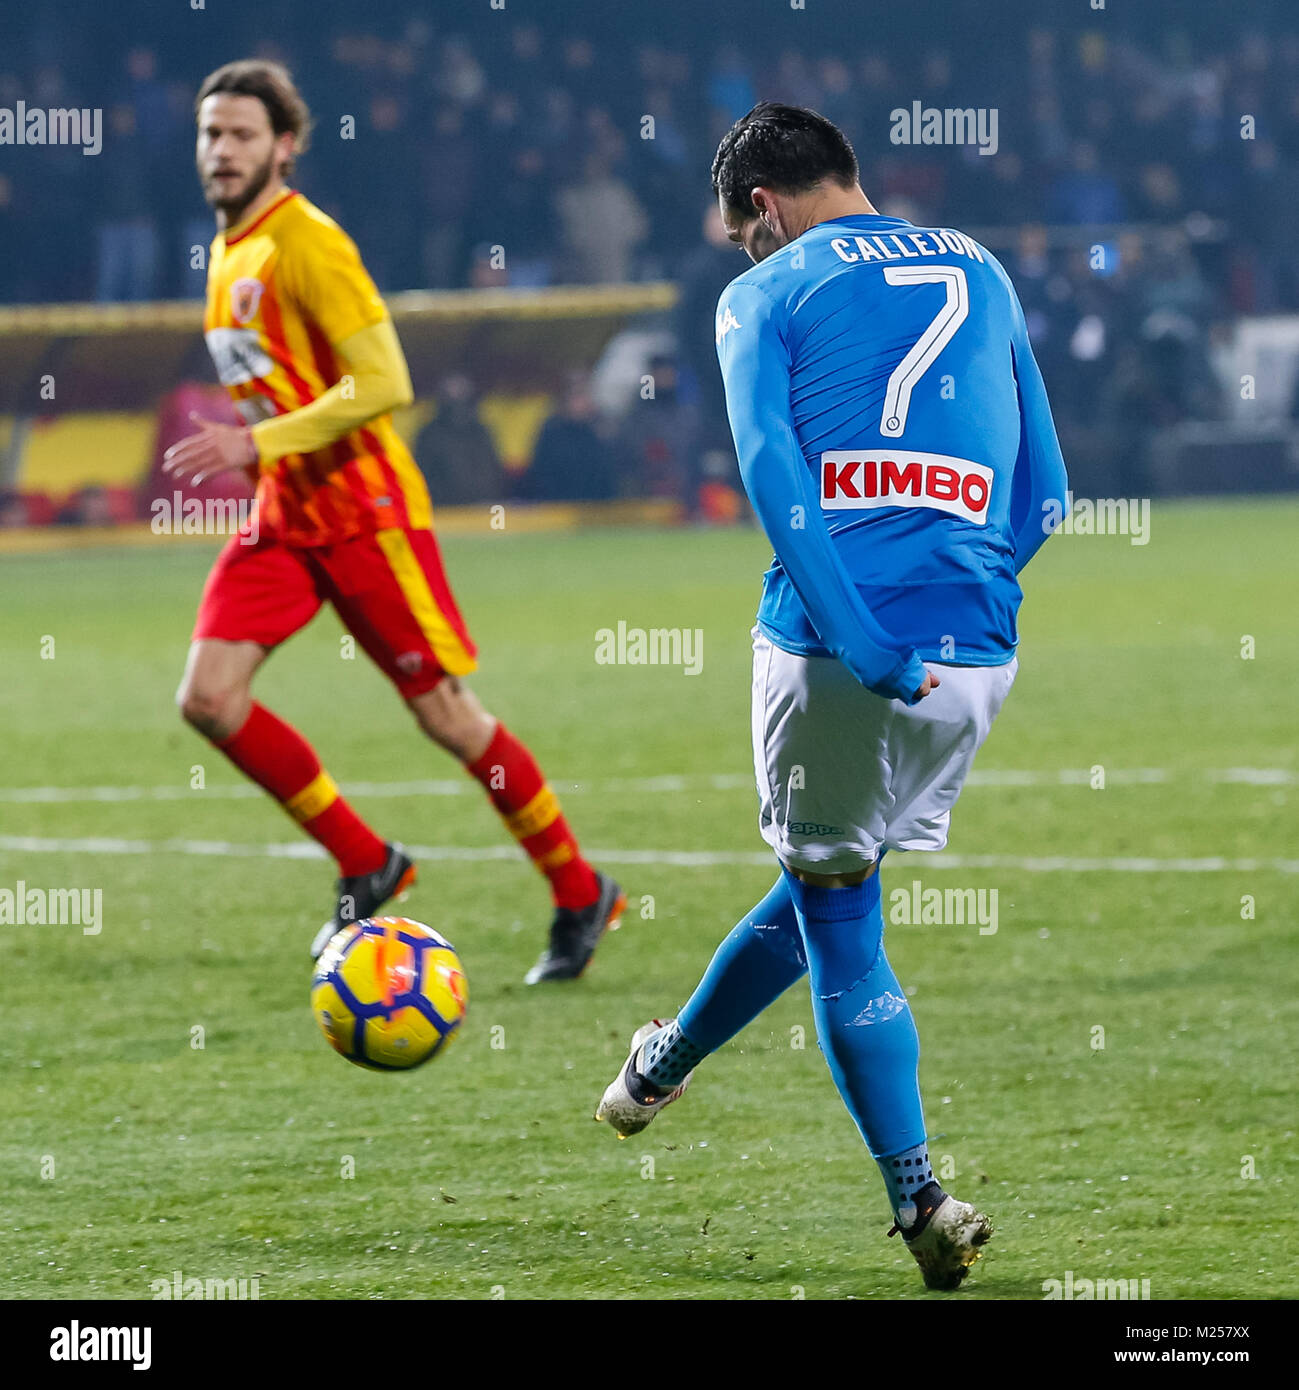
[192,526,478,699]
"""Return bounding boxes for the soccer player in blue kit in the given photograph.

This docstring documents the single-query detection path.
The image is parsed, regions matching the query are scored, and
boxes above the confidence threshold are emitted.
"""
[596,104,1069,1292]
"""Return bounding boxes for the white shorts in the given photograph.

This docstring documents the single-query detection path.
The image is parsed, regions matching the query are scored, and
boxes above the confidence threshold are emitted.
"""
[751,628,1017,875]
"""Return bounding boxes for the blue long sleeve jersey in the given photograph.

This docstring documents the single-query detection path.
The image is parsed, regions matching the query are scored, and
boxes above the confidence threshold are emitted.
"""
[715,213,1068,705]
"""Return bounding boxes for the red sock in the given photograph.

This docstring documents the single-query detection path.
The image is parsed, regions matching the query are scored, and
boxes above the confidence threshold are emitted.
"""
[215,702,387,876]
[466,723,599,909]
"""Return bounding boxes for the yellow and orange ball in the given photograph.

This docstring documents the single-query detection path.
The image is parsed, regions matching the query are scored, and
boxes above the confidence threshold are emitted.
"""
[311,917,467,1071]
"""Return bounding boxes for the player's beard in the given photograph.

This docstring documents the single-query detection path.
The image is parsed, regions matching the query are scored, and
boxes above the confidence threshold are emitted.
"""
[202,149,277,224]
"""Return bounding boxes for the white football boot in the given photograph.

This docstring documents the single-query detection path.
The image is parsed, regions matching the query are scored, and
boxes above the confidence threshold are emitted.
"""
[892,1194,993,1291]
[595,1020,693,1138]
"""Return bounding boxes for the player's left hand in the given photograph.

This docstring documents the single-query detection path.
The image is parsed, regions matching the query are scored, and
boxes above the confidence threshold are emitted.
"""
[162,411,257,485]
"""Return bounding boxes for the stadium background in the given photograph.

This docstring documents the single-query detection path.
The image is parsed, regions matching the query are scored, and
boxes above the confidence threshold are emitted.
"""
[2,0,1299,527]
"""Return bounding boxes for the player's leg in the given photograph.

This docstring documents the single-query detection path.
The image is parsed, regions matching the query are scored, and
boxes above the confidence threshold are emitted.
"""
[324,525,622,980]
[779,858,933,1216]
[175,634,264,742]
[597,630,819,1134]
[781,855,993,1291]
[181,537,401,910]
[782,657,1016,1286]
[595,874,808,1136]
[408,676,604,917]
[748,632,990,1268]
[410,671,625,984]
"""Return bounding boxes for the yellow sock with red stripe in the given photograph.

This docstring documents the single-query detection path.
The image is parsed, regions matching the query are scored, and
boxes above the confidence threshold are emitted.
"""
[215,702,387,876]
[466,724,599,910]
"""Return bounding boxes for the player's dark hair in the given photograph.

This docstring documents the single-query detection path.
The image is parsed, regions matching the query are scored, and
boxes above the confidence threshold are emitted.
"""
[195,60,313,174]
[712,101,859,220]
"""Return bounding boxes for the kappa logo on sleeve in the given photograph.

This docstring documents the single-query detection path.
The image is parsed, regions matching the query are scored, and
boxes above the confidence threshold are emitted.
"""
[820,450,993,523]
[715,304,742,345]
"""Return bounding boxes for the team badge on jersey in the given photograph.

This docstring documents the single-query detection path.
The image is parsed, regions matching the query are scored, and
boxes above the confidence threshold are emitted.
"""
[230,277,265,325]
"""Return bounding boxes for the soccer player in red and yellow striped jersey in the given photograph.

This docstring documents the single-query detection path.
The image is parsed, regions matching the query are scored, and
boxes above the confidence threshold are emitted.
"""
[166,60,623,982]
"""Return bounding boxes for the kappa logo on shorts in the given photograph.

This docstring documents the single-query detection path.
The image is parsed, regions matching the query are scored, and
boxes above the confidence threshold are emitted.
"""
[230,277,265,325]
[788,821,845,836]
[820,450,993,523]
[395,651,425,675]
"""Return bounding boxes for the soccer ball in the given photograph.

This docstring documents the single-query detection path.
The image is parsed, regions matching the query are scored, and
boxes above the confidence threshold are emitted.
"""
[311,917,467,1071]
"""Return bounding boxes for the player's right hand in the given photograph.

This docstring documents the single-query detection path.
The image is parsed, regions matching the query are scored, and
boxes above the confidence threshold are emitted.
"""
[162,411,257,485]
[913,668,941,700]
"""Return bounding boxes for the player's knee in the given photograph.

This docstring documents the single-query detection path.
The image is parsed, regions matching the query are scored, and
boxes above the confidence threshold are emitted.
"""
[410,678,494,759]
[176,676,242,738]
[784,869,885,997]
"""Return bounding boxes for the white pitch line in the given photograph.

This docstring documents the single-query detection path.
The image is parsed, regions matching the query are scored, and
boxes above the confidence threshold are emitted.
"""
[0,767,1292,804]
[0,835,1295,873]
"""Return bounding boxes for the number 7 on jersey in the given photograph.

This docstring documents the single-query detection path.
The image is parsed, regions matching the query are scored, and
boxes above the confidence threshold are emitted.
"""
[879,265,969,438]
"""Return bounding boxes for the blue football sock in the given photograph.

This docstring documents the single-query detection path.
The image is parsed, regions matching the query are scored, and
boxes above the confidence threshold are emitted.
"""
[878,1142,939,1229]
[783,866,927,1164]
[638,1020,706,1090]
[641,876,808,1091]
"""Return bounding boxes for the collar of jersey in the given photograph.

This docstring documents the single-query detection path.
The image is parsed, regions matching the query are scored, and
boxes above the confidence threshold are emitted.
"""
[223,188,299,245]
[818,214,914,231]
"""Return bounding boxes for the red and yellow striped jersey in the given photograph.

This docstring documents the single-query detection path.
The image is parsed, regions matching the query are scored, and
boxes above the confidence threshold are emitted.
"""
[203,189,432,546]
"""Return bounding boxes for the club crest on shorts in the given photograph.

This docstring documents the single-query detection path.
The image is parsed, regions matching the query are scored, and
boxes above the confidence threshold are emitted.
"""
[230,277,265,325]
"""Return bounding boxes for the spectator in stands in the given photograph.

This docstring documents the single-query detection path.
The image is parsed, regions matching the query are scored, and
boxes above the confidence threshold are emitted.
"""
[1241,140,1299,311]
[524,372,617,502]
[472,143,556,287]
[616,353,698,502]
[418,105,477,289]
[352,93,420,291]
[8,5,1299,477]
[1048,141,1125,225]
[94,102,160,302]
[677,203,741,474]
[55,484,113,527]
[555,152,648,285]
[0,174,37,303]
[503,22,548,112]
[467,242,509,289]
[707,44,757,123]
[412,374,506,506]
[0,491,28,529]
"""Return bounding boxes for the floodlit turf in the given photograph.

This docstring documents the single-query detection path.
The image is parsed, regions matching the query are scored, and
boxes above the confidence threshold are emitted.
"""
[1,500,1295,1300]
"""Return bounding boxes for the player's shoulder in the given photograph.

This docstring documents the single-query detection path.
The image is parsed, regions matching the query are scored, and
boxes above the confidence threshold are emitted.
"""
[714,258,796,355]
[276,193,360,254]
[717,252,796,315]
[910,221,1012,283]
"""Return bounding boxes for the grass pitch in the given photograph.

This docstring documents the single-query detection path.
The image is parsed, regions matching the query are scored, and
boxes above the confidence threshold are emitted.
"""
[1,501,1295,1300]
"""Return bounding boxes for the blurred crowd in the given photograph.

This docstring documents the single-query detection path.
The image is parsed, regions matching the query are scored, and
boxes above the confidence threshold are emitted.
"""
[2,4,1297,504]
